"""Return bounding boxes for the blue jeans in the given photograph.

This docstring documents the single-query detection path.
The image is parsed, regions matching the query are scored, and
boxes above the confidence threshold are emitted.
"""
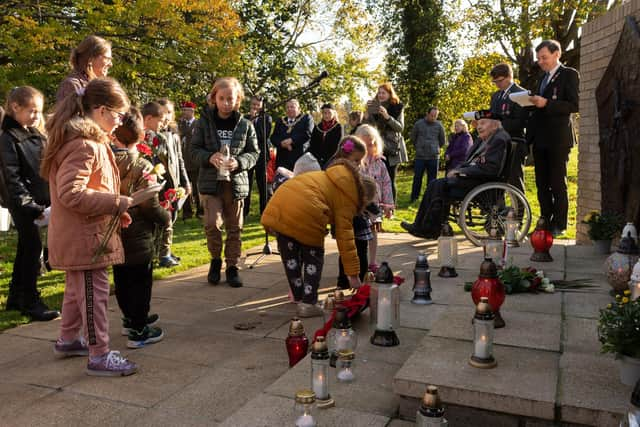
[411,159,439,201]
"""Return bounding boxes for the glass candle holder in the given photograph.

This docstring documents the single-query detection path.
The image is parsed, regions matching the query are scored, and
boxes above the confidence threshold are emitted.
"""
[469,297,497,369]
[217,143,231,181]
[437,223,458,277]
[336,350,356,383]
[294,390,317,427]
[310,337,334,408]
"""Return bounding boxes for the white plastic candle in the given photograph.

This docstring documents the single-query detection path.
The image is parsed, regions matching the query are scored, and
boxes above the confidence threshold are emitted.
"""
[312,372,327,400]
[376,296,391,330]
[474,334,489,359]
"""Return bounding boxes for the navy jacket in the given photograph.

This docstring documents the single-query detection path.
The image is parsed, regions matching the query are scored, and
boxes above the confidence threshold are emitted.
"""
[270,114,314,170]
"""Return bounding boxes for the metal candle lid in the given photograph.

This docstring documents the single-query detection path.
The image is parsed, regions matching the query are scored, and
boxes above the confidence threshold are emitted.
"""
[337,349,355,361]
[311,336,329,359]
[535,217,550,231]
[288,317,305,337]
[332,307,352,329]
[324,294,336,311]
[375,261,394,283]
[415,253,429,269]
[478,258,498,278]
[295,389,316,404]
[419,385,445,418]
[617,232,639,255]
[440,223,454,237]
[334,291,345,303]
[474,297,495,321]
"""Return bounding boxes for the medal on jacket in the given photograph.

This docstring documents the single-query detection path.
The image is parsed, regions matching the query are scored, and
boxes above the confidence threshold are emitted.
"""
[502,102,509,116]
[284,116,301,134]
[552,87,558,100]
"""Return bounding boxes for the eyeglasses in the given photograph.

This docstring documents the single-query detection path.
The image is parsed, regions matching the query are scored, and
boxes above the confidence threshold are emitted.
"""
[107,109,126,123]
[491,77,506,84]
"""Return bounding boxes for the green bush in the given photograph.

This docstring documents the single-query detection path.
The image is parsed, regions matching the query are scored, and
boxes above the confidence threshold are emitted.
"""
[581,210,622,240]
[598,292,640,357]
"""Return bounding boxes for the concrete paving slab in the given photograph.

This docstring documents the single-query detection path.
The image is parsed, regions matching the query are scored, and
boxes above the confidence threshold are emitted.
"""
[558,352,630,427]
[152,280,257,306]
[1,343,88,388]
[387,419,415,427]
[564,291,613,319]
[501,291,562,315]
[4,389,144,427]
[353,325,428,367]
[4,316,61,341]
[121,409,220,427]
[563,317,601,354]
[219,393,390,427]
[393,336,559,420]
[66,353,210,407]
[0,382,55,419]
[155,365,286,422]
[399,301,449,330]
[195,306,292,339]
[264,355,400,418]
[0,334,46,365]
[427,305,561,352]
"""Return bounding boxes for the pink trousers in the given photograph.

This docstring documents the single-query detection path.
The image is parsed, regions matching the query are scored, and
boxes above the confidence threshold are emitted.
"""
[59,268,110,357]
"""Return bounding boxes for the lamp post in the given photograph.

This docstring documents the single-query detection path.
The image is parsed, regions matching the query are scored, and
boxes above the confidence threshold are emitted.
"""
[294,390,317,427]
[530,217,553,262]
[415,385,448,426]
[412,253,433,305]
[605,232,640,294]
[327,307,357,367]
[370,261,400,346]
[437,223,458,277]
[505,208,520,248]
[469,297,497,369]
[471,258,506,328]
[286,318,309,367]
[310,337,334,409]
[484,222,507,269]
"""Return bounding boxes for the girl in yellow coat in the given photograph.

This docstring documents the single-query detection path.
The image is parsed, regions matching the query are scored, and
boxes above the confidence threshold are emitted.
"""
[261,136,377,318]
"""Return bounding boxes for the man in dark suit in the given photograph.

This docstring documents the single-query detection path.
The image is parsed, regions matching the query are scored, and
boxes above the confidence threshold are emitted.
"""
[243,95,273,218]
[270,98,314,171]
[401,111,509,238]
[528,39,579,236]
[179,101,200,220]
[489,63,528,194]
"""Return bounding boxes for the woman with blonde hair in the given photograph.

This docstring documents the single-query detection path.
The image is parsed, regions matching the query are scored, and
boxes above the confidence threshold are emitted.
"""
[56,35,113,103]
[363,82,406,201]
[444,119,473,173]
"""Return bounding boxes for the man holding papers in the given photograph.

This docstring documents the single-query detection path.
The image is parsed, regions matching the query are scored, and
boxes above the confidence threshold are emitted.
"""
[527,40,579,237]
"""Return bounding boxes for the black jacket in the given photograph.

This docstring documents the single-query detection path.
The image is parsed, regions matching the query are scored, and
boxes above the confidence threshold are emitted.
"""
[456,127,509,179]
[270,113,314,170]
[244,113,273,167]
[490,82,527,140]
[308,121,343,167]
[0,115,49,217]
[114,148,171,265]
[191,107,259,198]
[526,64,579,149]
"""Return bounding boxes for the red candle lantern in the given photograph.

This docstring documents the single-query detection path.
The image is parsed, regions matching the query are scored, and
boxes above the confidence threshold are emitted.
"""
[471,258,506,328]
[286,317,309,367]
[530,217,554,262]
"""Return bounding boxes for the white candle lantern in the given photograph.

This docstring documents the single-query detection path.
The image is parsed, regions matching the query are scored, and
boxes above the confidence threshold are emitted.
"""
[505,208,520,248]
[630,260,640,301]
[416,385,448,426]
[310,337,334,409]
[412,253,433,304]
[623,223,638,245]
[326,307,357,367]
[484,225,507,269]
[336,350,356,383]
[294,390,317,427]
[469,297,497,369]
[370,262,400,346]
[437,223,458,278]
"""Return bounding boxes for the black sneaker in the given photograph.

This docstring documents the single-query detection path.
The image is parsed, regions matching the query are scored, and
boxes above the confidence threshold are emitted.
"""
[121,313,160,336]
[226,266,243,288]
[127,325,164,349]
[24,300,60,322]
[208,258,222,285]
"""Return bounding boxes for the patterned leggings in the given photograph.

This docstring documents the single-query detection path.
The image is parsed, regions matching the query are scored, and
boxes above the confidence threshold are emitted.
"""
[277,234,325,304]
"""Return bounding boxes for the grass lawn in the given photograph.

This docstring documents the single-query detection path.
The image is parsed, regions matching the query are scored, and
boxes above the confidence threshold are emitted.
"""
[0,148,578,331]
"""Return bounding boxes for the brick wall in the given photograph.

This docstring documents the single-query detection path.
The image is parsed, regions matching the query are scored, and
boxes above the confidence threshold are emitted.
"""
[577,0,640,243]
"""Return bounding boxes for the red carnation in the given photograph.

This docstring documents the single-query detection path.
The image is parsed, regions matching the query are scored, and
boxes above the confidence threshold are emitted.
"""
[136,143,153,157]
[164,188,178,203]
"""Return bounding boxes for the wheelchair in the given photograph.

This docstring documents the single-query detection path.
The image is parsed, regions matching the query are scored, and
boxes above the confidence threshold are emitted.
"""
[447,140,532,247]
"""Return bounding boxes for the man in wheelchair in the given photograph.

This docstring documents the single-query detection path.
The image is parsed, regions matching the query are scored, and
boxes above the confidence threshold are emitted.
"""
[401,110,509,239]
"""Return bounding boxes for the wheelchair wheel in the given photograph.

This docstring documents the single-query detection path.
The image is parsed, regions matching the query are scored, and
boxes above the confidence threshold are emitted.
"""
[458,182,531,247]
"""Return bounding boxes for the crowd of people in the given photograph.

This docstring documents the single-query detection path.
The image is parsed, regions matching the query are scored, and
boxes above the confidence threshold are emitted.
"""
[0,34,578,377]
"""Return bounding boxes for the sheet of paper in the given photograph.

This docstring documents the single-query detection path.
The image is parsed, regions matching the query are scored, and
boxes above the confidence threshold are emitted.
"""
[509,91,534,107]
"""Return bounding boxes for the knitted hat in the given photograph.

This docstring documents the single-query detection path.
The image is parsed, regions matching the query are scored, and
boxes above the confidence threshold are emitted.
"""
[181,101,196,110]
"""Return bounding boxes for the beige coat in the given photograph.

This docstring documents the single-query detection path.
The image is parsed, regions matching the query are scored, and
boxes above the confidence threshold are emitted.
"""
[47,118,130,270]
